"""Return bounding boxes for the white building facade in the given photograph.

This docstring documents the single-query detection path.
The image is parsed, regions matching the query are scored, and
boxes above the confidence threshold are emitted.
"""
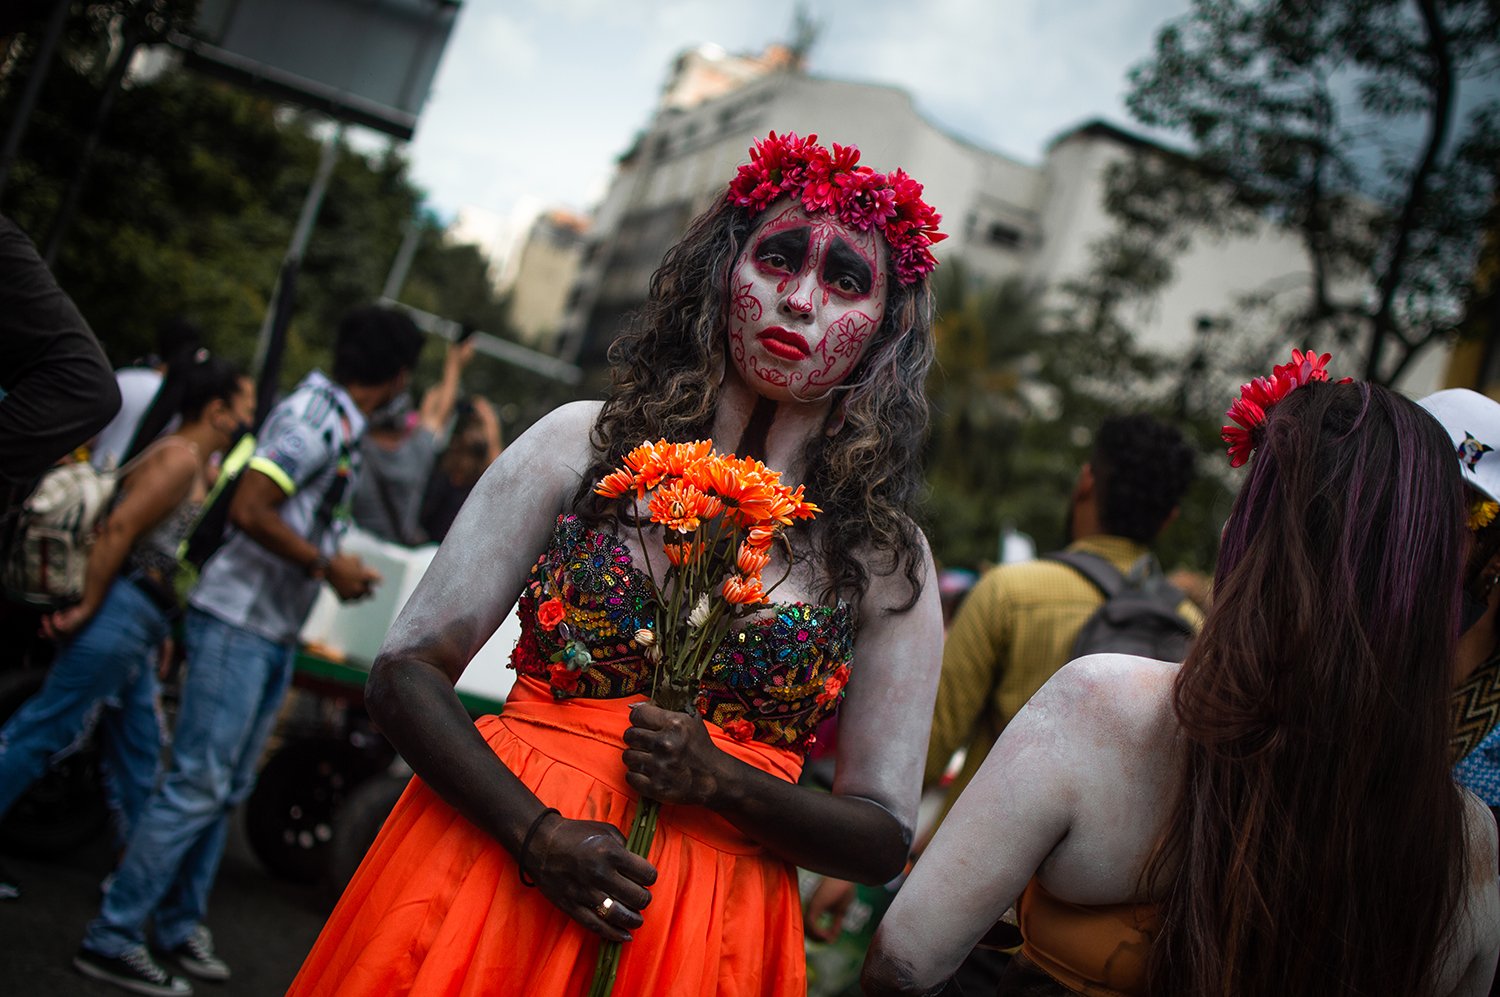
[557,58,1447,395]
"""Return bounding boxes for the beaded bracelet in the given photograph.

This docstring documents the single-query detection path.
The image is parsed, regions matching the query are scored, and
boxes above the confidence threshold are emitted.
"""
[517,807,560,887]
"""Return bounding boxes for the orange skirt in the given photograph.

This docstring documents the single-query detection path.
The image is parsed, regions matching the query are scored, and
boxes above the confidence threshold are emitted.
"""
[287,677,807,996]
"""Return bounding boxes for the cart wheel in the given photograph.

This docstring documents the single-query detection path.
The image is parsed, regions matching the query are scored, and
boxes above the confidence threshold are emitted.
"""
[244,737,387,882]
[322,771,410,904]
[0,668,110,856]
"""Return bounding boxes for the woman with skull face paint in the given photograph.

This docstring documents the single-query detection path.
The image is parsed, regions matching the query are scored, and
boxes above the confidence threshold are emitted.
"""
[289,133,946,996]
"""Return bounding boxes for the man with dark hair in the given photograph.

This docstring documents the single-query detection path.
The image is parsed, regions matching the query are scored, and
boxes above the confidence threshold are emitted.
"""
[73,306,424,996]
[805,414,1201,991]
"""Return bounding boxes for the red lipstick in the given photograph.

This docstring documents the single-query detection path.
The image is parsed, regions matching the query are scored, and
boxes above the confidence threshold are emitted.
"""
[757,327,811,361]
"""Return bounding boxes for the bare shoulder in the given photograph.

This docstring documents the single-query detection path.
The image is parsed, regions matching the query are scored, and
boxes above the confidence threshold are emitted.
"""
[132,439,199,487]
[1029,654,1178,740]
[515,400,602,452]
[497,401,602,471]
[1445,790,1500,995]
[854,519,937,613]
[1461,790,1499,885]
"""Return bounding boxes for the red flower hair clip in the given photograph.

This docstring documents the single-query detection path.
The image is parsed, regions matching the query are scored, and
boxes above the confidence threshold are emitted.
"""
[726,131,945,285]
[1221,348,1353,467]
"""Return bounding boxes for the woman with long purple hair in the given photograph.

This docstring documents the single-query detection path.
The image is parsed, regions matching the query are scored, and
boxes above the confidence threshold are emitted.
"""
[864,353,1500,997]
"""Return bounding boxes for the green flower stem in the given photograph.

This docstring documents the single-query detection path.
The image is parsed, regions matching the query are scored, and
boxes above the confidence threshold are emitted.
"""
[588,780,664,995]
[589,499,777,995]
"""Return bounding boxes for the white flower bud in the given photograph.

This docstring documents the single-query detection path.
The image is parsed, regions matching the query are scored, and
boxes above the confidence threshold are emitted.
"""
[688,594,712,629]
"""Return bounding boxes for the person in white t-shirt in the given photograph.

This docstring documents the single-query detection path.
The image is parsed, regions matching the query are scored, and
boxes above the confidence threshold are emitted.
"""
[91,320,201,471]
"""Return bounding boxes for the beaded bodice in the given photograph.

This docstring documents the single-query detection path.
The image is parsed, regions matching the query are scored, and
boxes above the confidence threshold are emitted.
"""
[509,514,855,752]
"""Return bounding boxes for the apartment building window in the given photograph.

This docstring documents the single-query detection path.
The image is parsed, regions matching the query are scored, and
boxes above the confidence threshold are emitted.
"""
[987,222,1023,249]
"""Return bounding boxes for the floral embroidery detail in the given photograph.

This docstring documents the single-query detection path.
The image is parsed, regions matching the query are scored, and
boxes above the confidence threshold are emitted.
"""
[723,718,755,741]
[509,515,853,751]
[537,598,566,630]
[549,661,581,694]
[816,664,851,708]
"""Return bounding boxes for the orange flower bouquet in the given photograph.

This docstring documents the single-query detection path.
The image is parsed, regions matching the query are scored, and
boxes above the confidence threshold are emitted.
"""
[586,439,817,996]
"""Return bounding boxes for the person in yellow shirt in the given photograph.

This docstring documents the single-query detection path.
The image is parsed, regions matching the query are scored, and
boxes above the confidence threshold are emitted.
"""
[929,414,1201,812]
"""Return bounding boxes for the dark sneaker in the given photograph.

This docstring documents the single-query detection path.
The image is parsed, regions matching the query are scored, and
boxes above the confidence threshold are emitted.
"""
[161,925,229,982]
[73,945,192,996]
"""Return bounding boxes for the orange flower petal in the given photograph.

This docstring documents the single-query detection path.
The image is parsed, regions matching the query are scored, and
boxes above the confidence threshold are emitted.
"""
[723,575,767,605]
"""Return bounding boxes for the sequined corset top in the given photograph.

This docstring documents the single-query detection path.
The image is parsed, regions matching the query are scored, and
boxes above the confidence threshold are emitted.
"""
[509,514,854,752]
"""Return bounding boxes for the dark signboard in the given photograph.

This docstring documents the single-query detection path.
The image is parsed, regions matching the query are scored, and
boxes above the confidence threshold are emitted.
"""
[177,0,460,140]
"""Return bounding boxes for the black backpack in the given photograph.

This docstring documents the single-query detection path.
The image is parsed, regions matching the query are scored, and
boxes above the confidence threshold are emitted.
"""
[175,432,257,601]
[1045,550,1194,662]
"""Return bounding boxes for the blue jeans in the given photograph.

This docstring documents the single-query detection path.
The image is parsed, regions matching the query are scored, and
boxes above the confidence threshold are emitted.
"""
[83,608,294,955]
[0,578,167,847]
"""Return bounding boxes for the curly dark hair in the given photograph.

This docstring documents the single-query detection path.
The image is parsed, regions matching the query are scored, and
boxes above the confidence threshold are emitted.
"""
[572,196,936,614]
[332,305,425,387]
[1091,414,1197,543]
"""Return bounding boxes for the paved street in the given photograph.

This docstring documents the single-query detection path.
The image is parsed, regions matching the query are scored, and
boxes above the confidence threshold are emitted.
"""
[0,818,328,996]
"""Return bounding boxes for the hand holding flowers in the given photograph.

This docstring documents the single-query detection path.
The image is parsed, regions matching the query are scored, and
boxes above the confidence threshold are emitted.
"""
[582,439,819,995]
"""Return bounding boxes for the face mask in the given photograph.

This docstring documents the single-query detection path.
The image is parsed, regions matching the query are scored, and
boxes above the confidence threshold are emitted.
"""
[370,391,413,431]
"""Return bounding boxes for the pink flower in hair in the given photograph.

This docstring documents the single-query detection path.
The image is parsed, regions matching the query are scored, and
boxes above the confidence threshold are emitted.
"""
[836,170,899,231]
[723,132,945,285]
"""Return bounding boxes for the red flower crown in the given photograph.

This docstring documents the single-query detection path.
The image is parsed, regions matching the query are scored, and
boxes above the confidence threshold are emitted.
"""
[1221,348,1353,467]
[726,131,945,286]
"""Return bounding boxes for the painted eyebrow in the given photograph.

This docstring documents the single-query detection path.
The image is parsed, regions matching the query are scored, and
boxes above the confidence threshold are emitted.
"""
[825,238,873,289]
[755,227,809,264]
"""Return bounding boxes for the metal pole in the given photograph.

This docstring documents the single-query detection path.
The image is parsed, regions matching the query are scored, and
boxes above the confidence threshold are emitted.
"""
[250,121,344,426]
[380,217,424,301]
[252,121,344,380]
[0,0,70,203]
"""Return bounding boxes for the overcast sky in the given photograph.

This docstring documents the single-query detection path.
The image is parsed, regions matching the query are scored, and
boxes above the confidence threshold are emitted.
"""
[401,0,1192,226]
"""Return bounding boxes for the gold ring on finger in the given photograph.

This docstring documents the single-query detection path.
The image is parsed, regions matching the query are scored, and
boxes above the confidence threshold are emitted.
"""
[595,896,615,919]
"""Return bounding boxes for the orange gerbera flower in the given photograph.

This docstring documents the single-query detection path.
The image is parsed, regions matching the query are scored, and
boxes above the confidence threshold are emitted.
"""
[664,540,706,566]
[764,483,821,526]
[745,524,778,550]
[690,457,779,526]
[594,469,636,499]
[735,542,770,578]
[723,575,767,605]
[622,440,661,474]
[784,484,820,519]
[626,439,713,492]
[648,480,723,534]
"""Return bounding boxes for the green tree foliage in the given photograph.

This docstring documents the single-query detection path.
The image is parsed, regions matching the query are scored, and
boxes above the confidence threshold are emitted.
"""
[1087,0,1500,386]
[1,12,551,428]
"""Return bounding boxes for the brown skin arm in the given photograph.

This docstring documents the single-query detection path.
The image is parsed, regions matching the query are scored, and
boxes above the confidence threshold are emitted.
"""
[622,703,913,884]
[229,469,379,601]
[621,541,945,885]
[470,396,503,463]
[364,401,655,943]
[42,445,197,637]
[417,341,473,436]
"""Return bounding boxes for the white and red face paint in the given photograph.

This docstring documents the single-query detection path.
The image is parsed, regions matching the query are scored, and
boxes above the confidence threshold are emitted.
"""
[726,201,889,402]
